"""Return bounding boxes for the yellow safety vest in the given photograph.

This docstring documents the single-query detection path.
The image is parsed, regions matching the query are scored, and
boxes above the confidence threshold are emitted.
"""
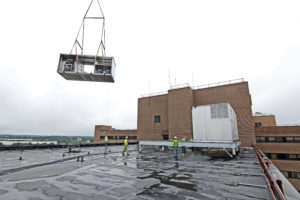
[105,136,108,142]
[124,139,128,146]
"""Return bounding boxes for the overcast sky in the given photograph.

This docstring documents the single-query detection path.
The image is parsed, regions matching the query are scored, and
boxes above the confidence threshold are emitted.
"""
[0,0,300,136]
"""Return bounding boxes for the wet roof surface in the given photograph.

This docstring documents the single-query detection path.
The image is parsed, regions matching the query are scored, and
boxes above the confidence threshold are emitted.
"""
[0,145,271,200]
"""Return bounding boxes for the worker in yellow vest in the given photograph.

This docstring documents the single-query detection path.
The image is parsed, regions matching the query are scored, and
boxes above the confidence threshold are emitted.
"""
[122,136,129,156]
[104,136,108,153]
[173,136,178,157]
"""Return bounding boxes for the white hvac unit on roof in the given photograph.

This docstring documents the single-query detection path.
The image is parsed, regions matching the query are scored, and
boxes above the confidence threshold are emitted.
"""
[192,103,239,142]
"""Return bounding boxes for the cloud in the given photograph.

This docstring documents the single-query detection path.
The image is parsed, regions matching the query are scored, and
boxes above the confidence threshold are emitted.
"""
[0,68,137,135]
[250,47,300,125]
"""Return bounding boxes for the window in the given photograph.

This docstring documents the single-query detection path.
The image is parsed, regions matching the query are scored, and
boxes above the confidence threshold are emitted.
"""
[154,115,161,123]
[292,172,300,179]
[108,136,114,140]
[100,136,105,139]
[269,137,275,142]
[163,135,169,140]
[128,136,137,140]
[269,153,300,160]
[119,136,126,140]
[275,137,283,143]
[259,137,266,142]
[282,171,288,178]
[256,137,260,142]
[286,136,293,143]
[289,154,297,159]
[258,136,300,143]
[270,154,278,159]
[255,122,262,127]
[278,154,288,159]
[294,137,300,142]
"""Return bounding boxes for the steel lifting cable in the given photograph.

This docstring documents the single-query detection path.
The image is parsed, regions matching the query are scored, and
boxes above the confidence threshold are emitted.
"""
[67,0,106,62]
[67,0,94,60]
[95,0,106,61]
[95,19,105,61]
[82,20,85,55]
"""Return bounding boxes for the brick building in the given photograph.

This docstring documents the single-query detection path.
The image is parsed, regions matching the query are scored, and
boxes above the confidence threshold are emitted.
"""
[254,115,300,192]
[253,113,276,127]
[138,80,255,147]
[94,125,137,144]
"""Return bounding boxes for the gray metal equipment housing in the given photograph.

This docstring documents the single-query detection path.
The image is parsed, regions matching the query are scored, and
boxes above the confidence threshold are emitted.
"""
[57,54,116,82]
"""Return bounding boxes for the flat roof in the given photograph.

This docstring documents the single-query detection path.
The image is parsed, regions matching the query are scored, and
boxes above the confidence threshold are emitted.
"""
[0,146,272,199]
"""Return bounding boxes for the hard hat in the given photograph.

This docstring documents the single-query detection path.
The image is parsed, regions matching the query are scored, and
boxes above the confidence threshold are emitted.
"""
[125,136,128,139]
[174,136,177,139]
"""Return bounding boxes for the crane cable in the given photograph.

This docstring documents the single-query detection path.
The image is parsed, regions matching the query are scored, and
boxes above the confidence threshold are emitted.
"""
[67,0,106,63]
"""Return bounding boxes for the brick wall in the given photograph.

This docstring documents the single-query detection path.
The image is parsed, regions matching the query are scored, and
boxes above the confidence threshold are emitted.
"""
[255,126,300,137]
[168,87,194,140]
[137,95,169,140]
[94,126,137,144]
[253,115,276,126]
[193,82,255,146]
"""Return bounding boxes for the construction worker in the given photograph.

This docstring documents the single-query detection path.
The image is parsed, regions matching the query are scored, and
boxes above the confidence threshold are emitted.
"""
[181,137,186,154]
[173,136,178,157]
[104,136,108,153]
[122,136,129,156]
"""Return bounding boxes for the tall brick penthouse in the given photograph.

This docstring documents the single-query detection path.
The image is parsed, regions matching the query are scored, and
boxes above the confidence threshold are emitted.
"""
[137,80,255,147]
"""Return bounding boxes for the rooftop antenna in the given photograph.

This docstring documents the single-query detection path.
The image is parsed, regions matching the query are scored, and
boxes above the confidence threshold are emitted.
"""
[192,68,194,88]
[168,69,171,89]
[148,77,151,105]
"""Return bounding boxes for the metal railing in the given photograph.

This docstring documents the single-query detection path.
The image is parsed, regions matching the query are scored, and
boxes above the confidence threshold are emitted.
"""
[140,78,245,98]
[170,83,190,90]
[253,145,286,200]
[193,78,245,90]
[140,91,168,98]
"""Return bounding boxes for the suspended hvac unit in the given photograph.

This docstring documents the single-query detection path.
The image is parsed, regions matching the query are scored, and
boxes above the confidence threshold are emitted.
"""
[57,54,116,82]
[57,0,116,83]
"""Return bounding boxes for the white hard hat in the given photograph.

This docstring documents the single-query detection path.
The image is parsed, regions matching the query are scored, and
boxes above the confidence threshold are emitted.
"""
[174,136,177,139]
[125,136,128,138]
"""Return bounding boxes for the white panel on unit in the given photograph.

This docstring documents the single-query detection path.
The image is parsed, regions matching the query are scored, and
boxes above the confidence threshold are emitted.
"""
[192,103,239,142]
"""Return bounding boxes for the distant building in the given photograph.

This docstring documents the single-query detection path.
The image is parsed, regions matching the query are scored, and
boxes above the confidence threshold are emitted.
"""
[0,139,57,146]
[94,125,137,144]
[255,115,300,192]
[253,113,276,127]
